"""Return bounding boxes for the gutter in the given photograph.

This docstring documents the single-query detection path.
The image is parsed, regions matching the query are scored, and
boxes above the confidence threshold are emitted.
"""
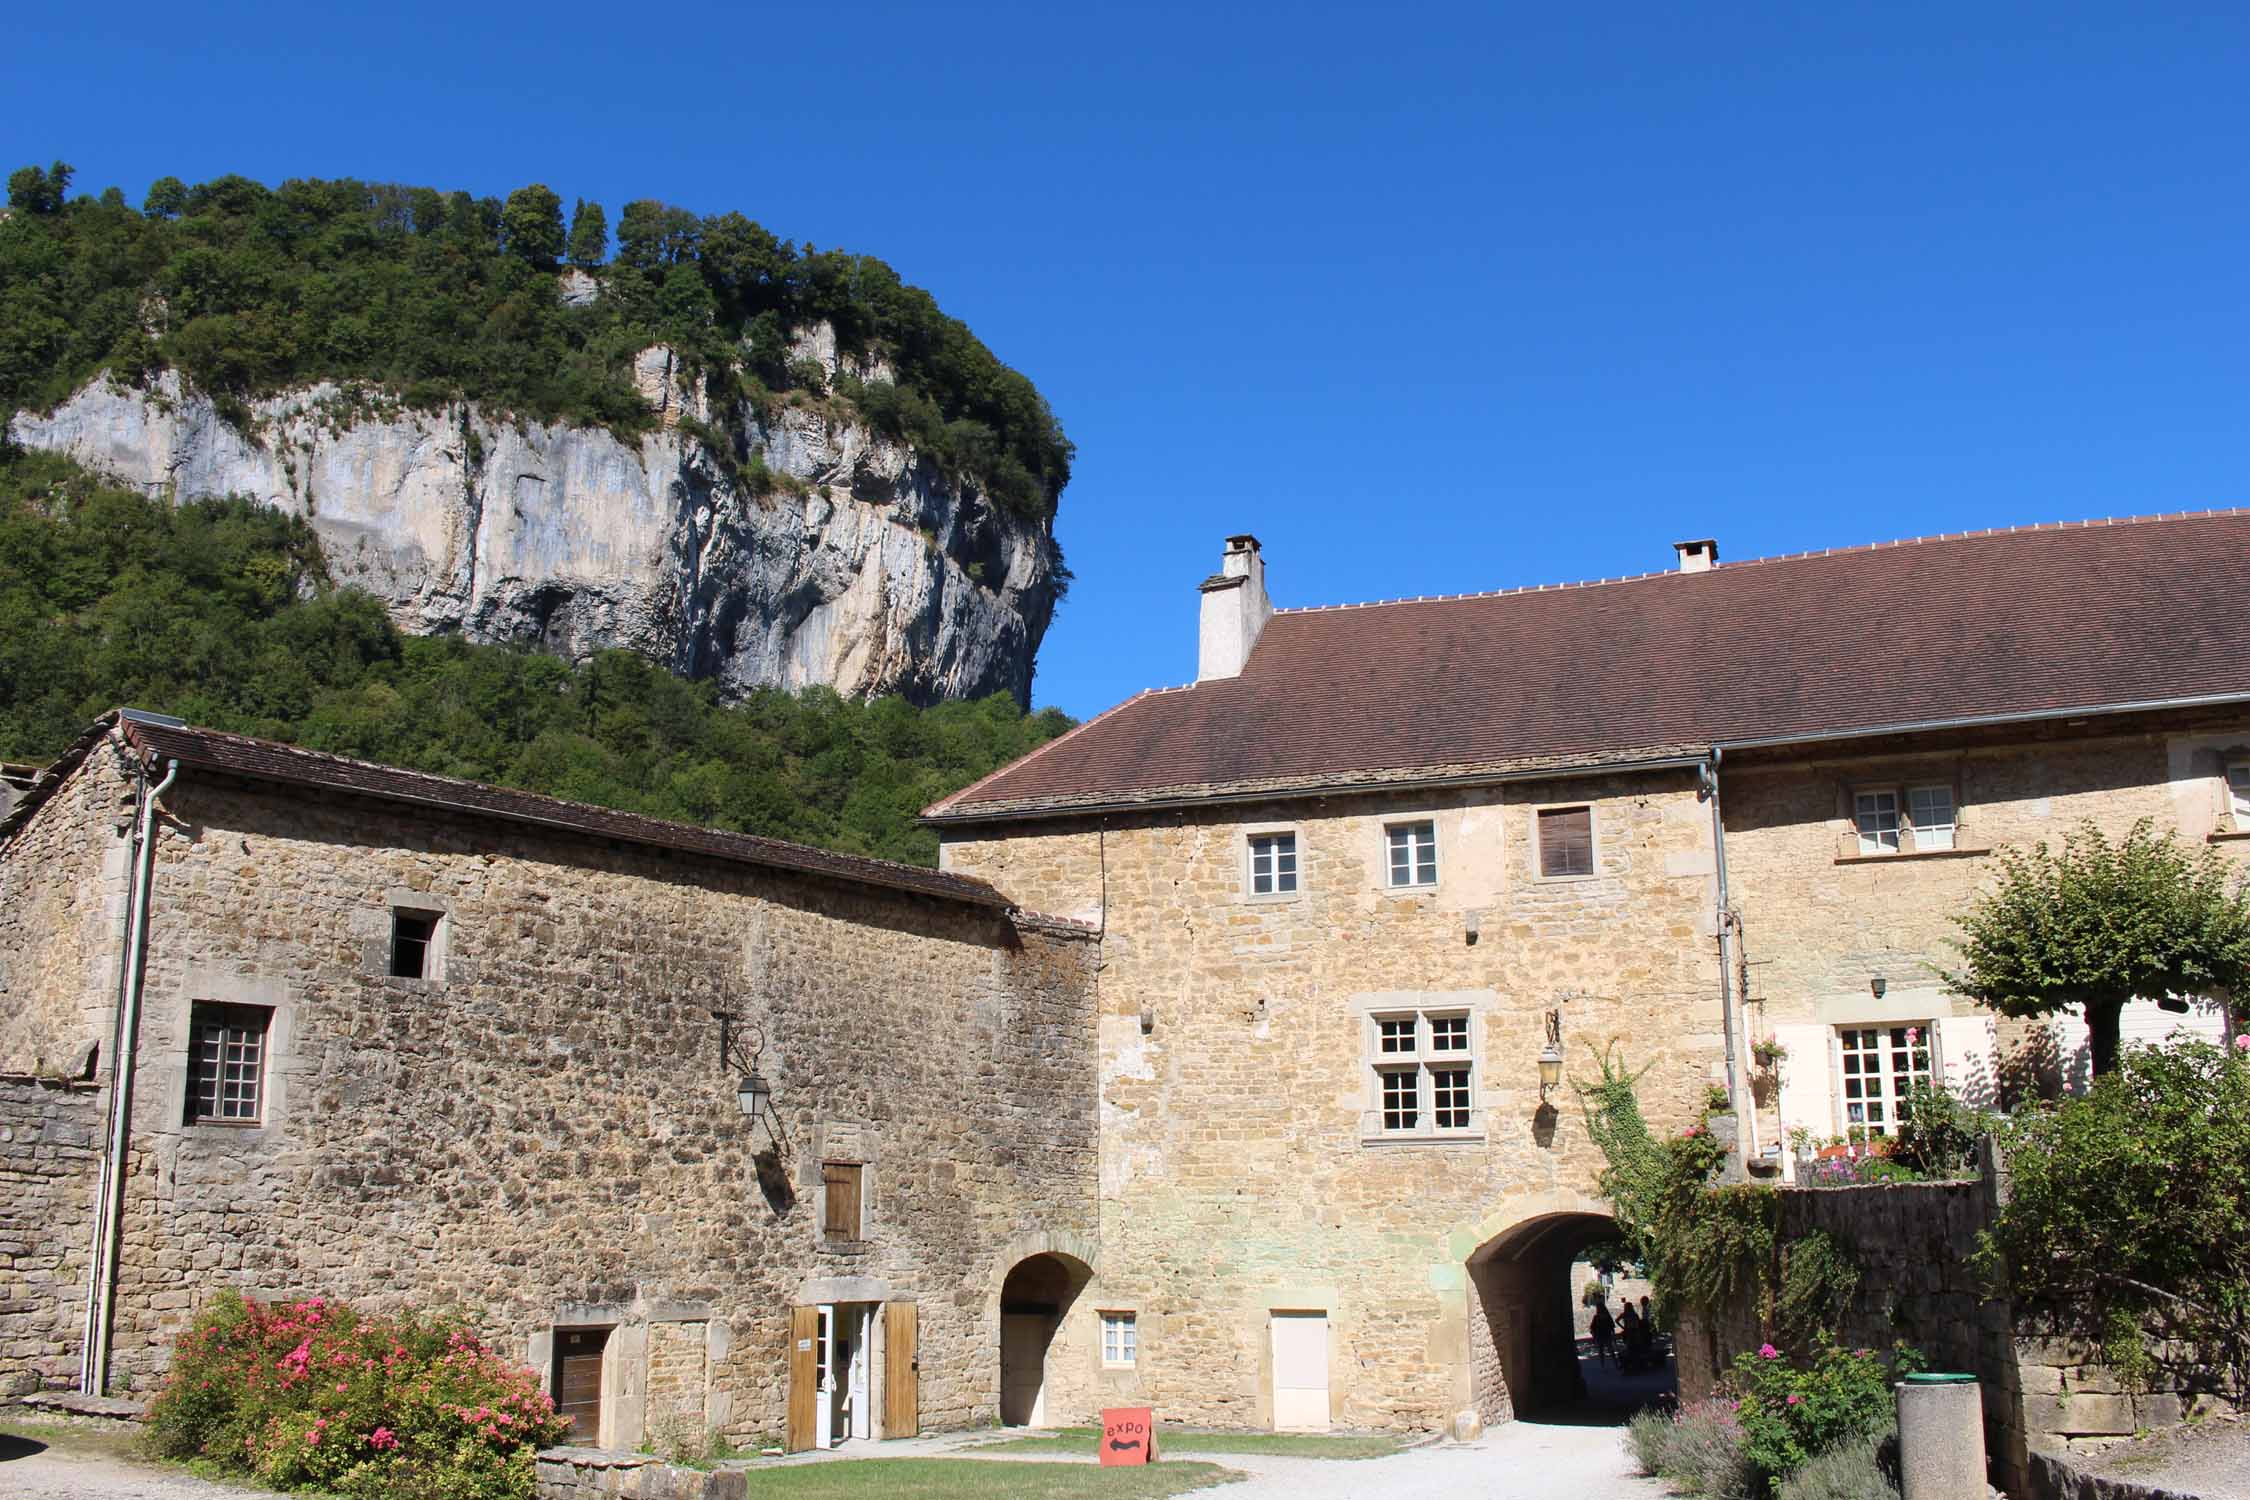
[80,750,177,1396]
[1701,749,1750,1162]
[1712,689,2250,754]
[923,753,1714,827]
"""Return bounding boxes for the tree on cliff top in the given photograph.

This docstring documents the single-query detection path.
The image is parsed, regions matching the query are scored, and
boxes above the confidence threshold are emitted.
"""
[1942,819,2250,1076]
[500,184,565,268]
[566,198,607,267]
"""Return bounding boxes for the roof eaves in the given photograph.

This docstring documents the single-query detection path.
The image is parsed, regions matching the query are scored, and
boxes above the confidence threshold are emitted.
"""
[919,687,1192,819]
[1713,688,2250,755]
[0,713,118,843]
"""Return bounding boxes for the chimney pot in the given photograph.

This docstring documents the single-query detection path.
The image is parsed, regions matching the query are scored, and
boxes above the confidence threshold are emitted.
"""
[1673,538,1718,574]
[1199,536,1272,681]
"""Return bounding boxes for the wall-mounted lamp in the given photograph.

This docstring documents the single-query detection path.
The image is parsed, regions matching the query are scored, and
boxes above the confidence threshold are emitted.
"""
[1537,1008,1565,1098]
[714,1011,787,1149]
[1870,975,1888,1000]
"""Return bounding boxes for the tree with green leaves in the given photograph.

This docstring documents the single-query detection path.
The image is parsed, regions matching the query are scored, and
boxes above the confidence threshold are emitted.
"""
[500,184,564,267]
[7,160,72,215]
[1943,819,2250,1076]
[142,176,189,217]
[566,198,607,267]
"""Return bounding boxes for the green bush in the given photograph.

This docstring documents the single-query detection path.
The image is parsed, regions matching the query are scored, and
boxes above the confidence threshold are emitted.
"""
[1725,1340,1919,1495]
[145,1291,568,1499]
[1652,1397,1756,1500]
[1890,1080,1991,1179]
[1624,1407,1671,1475]
[1775,1434,1899,1500]
[1985,1037,2250,1401]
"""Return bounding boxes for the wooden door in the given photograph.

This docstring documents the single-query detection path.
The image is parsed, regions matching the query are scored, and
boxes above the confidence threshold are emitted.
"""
[553,1327,608,1442]
[1000,1313,1051,1425]
[786,1306,820,1452]
[882,1303,919,1438]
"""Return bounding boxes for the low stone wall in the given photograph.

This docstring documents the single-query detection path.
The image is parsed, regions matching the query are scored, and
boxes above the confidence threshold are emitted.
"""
[0,1076,102,1394]
[2028,1450,2203,1500]
[534,1447,750,1499]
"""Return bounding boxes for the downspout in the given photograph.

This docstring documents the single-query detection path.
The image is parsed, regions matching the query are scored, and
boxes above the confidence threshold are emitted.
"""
[80,752,177,1396]
[1701,750,1748,1157]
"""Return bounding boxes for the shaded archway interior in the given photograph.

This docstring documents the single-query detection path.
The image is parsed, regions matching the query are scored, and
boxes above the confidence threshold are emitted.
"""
[999,1253,1089,1427]
[1469,1210,1644,1423]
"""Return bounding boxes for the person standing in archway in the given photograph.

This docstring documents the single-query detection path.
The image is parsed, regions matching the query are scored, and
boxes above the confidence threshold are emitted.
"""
[1589,1296,1616,1367]
[1616,1300,1644,1372]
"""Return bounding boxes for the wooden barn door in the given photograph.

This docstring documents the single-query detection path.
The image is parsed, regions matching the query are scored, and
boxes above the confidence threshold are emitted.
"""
[553,1327,609,1443]
[882,1303,919,1438]
[786,1306,820,1452]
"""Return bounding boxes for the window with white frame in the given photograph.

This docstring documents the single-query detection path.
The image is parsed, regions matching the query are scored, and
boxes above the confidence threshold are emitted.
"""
[1101,1311,1137,1367]
[2228,761,2250,828]
[1248,832,1299,895]
[1836,1023,1932,1136]
[1368,1010,1476,1136]
[1854,784,1957,855]
[1385,821,1438,888]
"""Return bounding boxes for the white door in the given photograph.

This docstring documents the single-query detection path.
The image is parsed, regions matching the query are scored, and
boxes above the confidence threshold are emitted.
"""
[1000,1313,1050,1426]
[1272,1312,1331,1432]
[847,1305,874,1440]
[815,1306,835,1449]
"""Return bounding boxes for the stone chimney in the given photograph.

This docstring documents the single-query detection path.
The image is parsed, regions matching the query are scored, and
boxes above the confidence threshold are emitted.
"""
[1673,538,1719,574]
[1198,535,1272,682]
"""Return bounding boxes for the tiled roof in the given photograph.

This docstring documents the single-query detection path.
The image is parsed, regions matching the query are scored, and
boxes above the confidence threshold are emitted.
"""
[929,511,2250,820]
[109,719,1013,909]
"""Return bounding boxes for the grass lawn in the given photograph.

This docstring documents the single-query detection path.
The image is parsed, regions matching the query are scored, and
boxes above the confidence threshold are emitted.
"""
[968,1426,1407,1460]
[739,1458,1239,1496]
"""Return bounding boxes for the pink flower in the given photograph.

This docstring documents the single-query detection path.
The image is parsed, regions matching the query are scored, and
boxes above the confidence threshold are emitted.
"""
[369,1426,398,1451]
[1759,1343,1779,1359]
[1787,1394,1802,1406]
[1905,1027,1920,1045]
[2234,1034,2249,1053]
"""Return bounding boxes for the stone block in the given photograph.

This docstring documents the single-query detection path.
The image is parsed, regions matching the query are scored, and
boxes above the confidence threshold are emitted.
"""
[2046,1392,2138,1437]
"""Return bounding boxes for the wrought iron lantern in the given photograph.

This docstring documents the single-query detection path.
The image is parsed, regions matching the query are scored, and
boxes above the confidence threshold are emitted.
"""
[1537,1008,1565,1097]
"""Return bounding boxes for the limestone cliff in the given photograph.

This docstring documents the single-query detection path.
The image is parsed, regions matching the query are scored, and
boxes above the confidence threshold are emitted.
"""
[8,352,1060,706]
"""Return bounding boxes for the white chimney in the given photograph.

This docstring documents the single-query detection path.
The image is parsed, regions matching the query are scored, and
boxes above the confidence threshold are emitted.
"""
[1197,535,1272,681]
[1673,538,1719,574]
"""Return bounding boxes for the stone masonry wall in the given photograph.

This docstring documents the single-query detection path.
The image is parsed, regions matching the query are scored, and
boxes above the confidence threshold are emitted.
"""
[35,749,1100,1441]
[944,769,1728,1432]
[0,1078,102,1392]
[0,742,132,1078]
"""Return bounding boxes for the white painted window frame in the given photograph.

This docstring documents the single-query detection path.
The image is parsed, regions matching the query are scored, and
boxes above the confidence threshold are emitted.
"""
[1242,824,1302,900]
[1851,780,1961,856]
[1100,1311,1138,1368]
[1830,1021,1936,1138]
[1360,1006,1482,1144]
[1383,819,1439,890]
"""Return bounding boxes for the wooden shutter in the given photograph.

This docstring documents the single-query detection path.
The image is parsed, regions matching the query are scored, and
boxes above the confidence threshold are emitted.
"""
[1538,807,1594,877]
[786,1306,820,1452]
[882,1302,919,1438]
[822,1163,862,1239]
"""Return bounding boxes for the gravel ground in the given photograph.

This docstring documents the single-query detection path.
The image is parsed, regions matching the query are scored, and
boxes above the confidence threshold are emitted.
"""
[2085,1419,2250,1499]
[0,1430,276,1500]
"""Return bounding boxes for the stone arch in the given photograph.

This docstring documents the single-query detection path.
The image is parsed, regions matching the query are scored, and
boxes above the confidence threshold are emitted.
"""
[1459,1191,1634,1425]
[989,1232,1097,1429]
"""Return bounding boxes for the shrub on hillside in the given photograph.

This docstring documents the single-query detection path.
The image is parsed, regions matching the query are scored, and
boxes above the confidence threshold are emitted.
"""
[145,1291,568,1500]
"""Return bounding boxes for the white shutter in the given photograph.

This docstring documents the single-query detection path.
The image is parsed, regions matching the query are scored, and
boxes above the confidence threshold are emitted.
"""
[1771,1024,1835,1149]
[1934,1015,1999,1110]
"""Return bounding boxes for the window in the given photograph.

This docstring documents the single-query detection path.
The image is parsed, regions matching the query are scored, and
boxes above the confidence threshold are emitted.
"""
[1836,1024,1932,1136]
[1249,832,1298,895]
[1907,786,1955,851]
[1854,791,1900,854]
[1537,806,1595,877]
[1101,1312,1138,1368]
[1367,1011,1477,1138]
[1854,784,1958,855]
[2228,761,2250,826]
[186,1003,270,1125]
[1385,821,1438,888]
[390,909,439,979]
[821,1162,863,1239]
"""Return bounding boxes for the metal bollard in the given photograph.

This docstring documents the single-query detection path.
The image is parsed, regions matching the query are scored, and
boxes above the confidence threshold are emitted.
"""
[1896,1373,1984,1500]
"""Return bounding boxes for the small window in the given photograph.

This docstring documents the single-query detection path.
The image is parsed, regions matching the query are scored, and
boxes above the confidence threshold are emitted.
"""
[822,1162,863,1239]
[2228,761,2250,826]
[1377,1017,1416,1053]
[1907,786,1956,851]
[186,1003,270,1125]
[390,909,439,979]
[1380,1069,1420,1131]
[1386,821,1438,888]
[1428,1016,1469,1052]
[1101,1311,1138,1368]
[1854,791,1900,855]
[1537,806,1595,877]
[1249,832,1299,896]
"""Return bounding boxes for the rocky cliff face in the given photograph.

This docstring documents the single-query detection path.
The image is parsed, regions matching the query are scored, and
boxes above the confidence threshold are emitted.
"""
[8,351,1060,706]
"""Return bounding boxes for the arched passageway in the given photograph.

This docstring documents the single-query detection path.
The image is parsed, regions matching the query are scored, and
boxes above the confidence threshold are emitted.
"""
[1468,1211,1674,1424]
[998,1252,1089,1427]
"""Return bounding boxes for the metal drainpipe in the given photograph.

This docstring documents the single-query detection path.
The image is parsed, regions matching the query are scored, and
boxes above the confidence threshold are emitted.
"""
[80,753,177,1396]
[1703,751,1746,1147]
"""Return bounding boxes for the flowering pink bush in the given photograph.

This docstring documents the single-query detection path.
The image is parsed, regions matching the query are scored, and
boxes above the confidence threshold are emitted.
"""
[146,1292,568,1500]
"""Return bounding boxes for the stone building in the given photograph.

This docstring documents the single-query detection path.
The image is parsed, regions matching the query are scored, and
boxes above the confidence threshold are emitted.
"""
[927,520,2250,1434]
[0,714,1101,1450]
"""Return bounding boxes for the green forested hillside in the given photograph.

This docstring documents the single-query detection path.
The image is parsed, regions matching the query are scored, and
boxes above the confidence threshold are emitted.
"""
[0,162,1071,518]
[0,453,1069,864]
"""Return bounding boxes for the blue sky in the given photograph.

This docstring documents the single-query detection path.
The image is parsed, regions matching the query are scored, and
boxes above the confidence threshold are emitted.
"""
[7,3,2246,718]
